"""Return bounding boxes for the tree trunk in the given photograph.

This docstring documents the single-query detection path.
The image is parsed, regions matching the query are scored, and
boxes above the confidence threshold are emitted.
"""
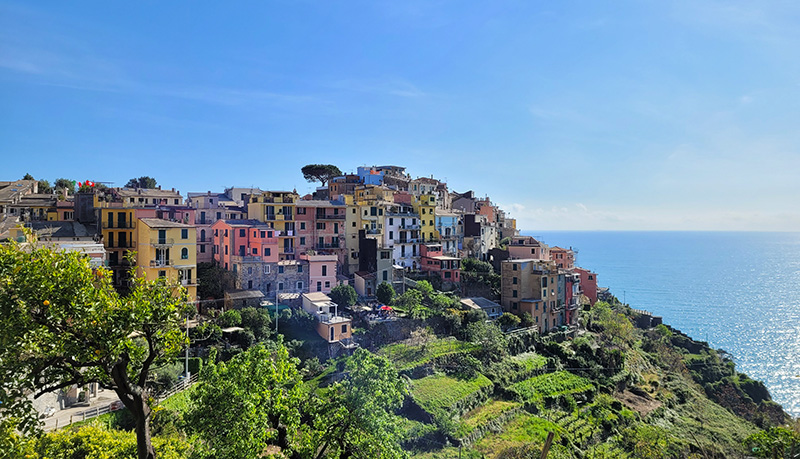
[131,393,155,459]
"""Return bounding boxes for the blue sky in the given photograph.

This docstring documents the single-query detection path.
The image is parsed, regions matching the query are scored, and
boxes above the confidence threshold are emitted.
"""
[2,1,800,231]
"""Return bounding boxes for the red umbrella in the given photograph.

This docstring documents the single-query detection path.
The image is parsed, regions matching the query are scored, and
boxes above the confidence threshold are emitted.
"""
[380,305,393,311]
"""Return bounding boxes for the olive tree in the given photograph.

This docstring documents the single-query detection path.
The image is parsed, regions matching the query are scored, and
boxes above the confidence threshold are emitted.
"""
[0,235,191,459]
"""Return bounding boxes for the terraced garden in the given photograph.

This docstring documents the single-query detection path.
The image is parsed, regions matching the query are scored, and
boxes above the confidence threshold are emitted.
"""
[379,337,479,371]
[411,373,493,417]
[509,371,595,404]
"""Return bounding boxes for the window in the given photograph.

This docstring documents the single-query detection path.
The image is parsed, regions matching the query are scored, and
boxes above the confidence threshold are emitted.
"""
[224,229,228,237]
[325,281,330,288]
[513,264,518,271]
[352,222,356,227]
[253,231,257,237]
[341,324,347,333]
[181,248,188,259]
[316,222,325,230]
[383,270,388,281]
[224,246,228,255]
[278,265,284,274]
[200,245,205,253]
[248,280,253,289]
[263,265,270,274]
[297,281,303,290]
[252,248,258,254]
[158,270,166,278]
[264,248,271,256]
[239,229,246,237]
[513,277,518,284]
[298,264,303,273]
[267,231,273,238]
[588,275,594,280]
[388,218,394,226]
[389,231,393,240]
[278,282,284,290]
[322,265,327,276]
[352,208,356,214]
[248,267,252,274]
[316,282,322,292]
[512,302,518,310]
[542,277,548,287]
[300,222,306,230]
[215,229,218,236]
[512,290,518,298]
[260,231,266,238]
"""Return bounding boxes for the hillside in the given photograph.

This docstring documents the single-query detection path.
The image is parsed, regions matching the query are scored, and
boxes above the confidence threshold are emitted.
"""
[354,300,795,458]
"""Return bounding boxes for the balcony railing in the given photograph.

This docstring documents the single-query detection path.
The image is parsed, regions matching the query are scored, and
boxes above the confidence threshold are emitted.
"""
[282,247,295,254]
[108,241,136,249]
[315,243,341,249]
[399,224,420,230]
[102,221,136,229]
[150,259,174,267]
[317,214,345,220]
[180,279,198,287]
[150,238,175,246]
[233,255,264,263]
[395,238,419,244]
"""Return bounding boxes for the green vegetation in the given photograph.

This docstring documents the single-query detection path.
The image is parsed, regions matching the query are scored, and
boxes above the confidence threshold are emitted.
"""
[300,164,342,186]
[508,371,594,404]
[379,336,479,371]
[329,283,357,308]
[411,373,493,416]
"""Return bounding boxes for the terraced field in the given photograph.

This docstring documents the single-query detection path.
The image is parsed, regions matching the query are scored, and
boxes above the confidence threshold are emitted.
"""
[411,373,493,416]
[379,337,480,371]
[509,371,594,404]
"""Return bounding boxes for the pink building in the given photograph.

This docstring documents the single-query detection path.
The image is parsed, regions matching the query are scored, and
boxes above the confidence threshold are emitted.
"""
[295,200,345,255]
[392,191,413,205]
[300,253,338,293]
[508,236,550,260]
[420,243,461,284]
[550,246,575,269]
[212,219,280,271]
[575,267,598,306]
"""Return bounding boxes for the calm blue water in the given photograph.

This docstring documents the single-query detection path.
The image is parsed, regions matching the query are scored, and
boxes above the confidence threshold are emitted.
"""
[526,231,800,418]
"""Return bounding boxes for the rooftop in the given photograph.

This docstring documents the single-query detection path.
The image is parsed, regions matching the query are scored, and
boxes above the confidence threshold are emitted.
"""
[460,297,501,310]
[225,290,265,300]
[139,218,193,228]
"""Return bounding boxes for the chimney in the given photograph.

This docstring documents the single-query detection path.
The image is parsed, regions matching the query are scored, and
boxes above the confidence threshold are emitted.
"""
[172,188,175,192]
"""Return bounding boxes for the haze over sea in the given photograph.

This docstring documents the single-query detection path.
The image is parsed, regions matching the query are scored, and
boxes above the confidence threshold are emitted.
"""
[525,231,800,418]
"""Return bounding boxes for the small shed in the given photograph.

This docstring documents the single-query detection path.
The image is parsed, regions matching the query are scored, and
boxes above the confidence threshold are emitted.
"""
[224,290,265,310]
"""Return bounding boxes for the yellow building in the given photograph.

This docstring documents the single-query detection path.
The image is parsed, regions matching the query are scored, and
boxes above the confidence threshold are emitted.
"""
[99,207,137,288]
[136,218,197,301]
[413,193,438,243]
[343,185,395,275]
[247,191,299,260]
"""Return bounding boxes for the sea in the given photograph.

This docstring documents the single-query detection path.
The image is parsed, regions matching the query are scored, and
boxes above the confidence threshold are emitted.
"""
[524,231,800,418]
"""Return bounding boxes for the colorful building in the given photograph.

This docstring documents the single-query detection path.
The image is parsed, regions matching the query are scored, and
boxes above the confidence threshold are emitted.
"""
[211,219,279,271]
[247,191,299,260]
[420,243,461,285]
[412,193,438,243]
[136,218,197,302]
[507,236,550,261]
[384,203,421,269]
[301,292,353,344]
[300,253,338,293]
[575,267,598,306]
[500,258,562,333]
[550,246,575,269]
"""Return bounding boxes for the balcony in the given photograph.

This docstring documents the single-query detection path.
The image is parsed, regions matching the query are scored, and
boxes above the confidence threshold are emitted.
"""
[317,214,345,220]
[366,229,381,235]
[315,243,341,249]
[150,259,174,267]
[180,279,199,287]
[399,224,420,230]
[108,241,136,249]
[150,238,175,247]
[395,238,419,244]
[102,221,136,229]
[233,255,264,263]
[282,247,295,254]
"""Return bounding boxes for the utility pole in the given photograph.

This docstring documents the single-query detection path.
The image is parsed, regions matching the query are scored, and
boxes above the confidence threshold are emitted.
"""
[275,286,280,336]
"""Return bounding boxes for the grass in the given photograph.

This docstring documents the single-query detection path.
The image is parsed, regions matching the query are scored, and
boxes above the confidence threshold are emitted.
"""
[509,371,594,403]
[472,412,561,456]
[512,352,548,371]
[411,373,493,415]
[379,337,479,371]
[456,399,520,437]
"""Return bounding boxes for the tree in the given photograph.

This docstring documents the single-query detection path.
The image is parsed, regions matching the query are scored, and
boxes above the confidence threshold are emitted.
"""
[497,312,521,331]
[301,164,342,187]
[376,281,395,305]
[197,262,236,299]
[54,178,75,193]
[461,257,493,273]
[37,179,52,194]
[312,349,408,458]
[0,236,191,459]
[22,173,34,180]
[125,176,158,189]
[187,344,305,459]
[329,284,357,309]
